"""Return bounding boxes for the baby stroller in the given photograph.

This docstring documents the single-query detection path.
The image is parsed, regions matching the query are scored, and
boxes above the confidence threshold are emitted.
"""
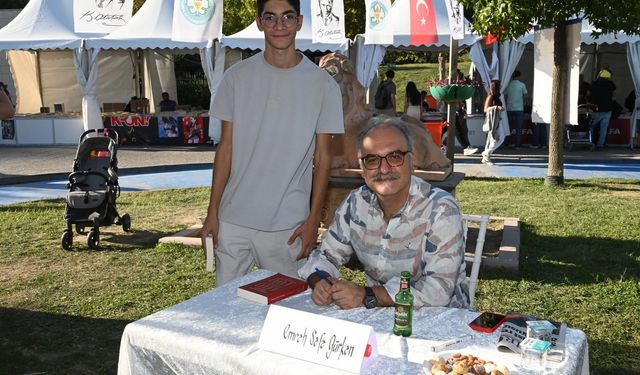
[61,129,131,250]
[565,105,596,151]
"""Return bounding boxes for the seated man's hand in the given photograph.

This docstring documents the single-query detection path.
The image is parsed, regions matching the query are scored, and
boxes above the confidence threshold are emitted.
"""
[331,280,366,309]
[311,278,335,306]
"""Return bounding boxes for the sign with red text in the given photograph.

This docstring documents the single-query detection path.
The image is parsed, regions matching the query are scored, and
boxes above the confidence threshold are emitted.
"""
[259,305,377,373]
[74,0,133,34]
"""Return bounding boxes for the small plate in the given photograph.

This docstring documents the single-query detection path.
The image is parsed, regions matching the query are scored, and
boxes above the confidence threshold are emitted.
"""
[422,347,516,375]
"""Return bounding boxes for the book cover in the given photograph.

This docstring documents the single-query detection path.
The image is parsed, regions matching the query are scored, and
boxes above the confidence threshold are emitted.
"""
[237,273,308,305]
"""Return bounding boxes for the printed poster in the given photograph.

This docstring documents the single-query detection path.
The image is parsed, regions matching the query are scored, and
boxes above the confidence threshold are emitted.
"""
[73,0,134,34]
[172,0,223,43]
[364,0,393,45]
[1,119,15,140]
[444,0,464,40]
[312,0,346,43]
[182,116,205,144]
[158,116,179,138]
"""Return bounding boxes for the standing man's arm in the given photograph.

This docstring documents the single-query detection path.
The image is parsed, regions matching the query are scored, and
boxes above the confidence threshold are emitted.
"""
[289,133,333,260]
[0,91,14,120]
[200,121,233,249]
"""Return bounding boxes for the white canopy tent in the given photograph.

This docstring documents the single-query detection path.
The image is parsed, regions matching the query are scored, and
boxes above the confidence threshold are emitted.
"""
[475,19,640,134]
[220,1,349,53]
[86,0,222,140]
[356,0,481,91]
[0,0,133,129]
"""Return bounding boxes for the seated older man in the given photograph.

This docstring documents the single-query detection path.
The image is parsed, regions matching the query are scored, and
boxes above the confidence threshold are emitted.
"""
[299,116,469,310]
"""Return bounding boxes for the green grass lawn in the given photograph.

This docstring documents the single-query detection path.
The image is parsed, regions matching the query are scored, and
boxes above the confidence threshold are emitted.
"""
[1,179,639,374]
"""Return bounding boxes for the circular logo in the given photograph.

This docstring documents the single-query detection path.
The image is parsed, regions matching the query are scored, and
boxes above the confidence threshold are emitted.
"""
[180,0,216,25]
[368,1,389,31]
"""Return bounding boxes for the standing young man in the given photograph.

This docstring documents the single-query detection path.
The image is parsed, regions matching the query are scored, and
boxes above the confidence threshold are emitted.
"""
[201,0,344,285]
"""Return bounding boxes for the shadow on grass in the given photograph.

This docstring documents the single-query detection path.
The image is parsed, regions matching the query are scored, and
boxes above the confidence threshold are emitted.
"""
[64,229,178,252]
[571,180,640,192]
[481,222,640,286]
[0,307,130,375]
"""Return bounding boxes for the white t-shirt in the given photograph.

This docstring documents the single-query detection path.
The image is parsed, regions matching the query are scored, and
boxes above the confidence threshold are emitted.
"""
[505,79,528,111]
[211,52,344,231]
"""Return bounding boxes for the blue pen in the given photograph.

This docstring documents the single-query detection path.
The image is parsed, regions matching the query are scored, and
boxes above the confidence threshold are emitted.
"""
[315,267,333,285]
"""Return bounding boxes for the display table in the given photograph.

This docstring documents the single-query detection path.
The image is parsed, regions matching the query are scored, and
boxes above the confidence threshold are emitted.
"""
[466,114,633,148]
[117,269,589,375]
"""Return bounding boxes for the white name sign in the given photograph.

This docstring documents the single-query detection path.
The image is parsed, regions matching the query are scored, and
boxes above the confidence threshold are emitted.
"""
[259,305,378,373]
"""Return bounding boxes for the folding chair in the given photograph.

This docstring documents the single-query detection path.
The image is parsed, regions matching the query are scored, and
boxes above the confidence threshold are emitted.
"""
[462,213,490,310]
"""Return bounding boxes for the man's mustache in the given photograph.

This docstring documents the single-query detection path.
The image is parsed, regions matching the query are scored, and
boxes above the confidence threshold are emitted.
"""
[371,172,400,182]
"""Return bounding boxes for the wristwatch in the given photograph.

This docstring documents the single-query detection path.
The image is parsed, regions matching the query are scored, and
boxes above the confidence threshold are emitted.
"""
[363,287,378,309]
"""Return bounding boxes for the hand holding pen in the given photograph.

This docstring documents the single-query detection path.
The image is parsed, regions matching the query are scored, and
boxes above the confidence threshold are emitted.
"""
[314,267,333,285]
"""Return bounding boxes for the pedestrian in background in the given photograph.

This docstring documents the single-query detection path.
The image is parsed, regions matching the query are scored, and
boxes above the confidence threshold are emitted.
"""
[504,70,528,148]
[590,68,616,150]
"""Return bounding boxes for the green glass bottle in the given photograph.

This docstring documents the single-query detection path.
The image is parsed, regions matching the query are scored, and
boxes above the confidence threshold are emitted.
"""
[393,271,414,337]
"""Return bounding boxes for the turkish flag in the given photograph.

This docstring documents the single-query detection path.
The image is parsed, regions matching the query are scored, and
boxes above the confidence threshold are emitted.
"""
[410,0,438,45]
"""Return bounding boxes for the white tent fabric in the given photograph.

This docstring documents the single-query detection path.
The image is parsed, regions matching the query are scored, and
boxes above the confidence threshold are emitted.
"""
[74,47,102,130]
[380,0,481,49]
[221,1,349,53]
[627,42,640,143]
[0,0,102,50]
[201,41,225,143]
[7,51,41,113]
[85,0,208,50]
[353,35,386,89]
[143,50,178,112]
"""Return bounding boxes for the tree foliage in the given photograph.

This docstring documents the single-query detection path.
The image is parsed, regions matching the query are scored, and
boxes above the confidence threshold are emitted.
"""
[457,0,640,185]
[458,0,640,41]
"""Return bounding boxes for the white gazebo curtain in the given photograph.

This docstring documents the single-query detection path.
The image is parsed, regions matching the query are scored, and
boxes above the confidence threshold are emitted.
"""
[73,46,101,130]
[200,40,225,143]
[354,35,386,89]
[627,41,640,147]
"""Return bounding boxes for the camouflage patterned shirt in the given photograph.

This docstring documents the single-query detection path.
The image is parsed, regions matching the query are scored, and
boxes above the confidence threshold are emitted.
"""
[299,176,469,308]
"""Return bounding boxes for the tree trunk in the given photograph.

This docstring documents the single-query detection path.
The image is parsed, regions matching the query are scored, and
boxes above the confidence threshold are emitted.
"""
[546,20,567,186]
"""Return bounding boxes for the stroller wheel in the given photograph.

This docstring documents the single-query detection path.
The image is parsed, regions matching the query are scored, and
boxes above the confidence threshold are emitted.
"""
[61,230,73,250]
[87,230,100,249]
[75,224,86,235]
[121,214,131,232]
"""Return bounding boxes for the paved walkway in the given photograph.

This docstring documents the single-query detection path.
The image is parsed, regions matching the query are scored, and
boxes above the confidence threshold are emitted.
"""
[0,144,638,205]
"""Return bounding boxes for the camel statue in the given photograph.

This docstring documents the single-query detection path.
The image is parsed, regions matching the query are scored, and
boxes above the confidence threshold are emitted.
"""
[318,52,452,177]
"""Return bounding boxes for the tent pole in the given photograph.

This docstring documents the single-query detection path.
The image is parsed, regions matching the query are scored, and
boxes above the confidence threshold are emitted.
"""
[35,51,44,108]
[446,37,459,164]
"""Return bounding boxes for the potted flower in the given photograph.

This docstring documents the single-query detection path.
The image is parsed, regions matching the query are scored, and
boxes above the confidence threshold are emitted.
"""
[426,77,481,103]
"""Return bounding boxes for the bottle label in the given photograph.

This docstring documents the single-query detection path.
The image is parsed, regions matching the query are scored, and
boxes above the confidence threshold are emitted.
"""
[394,303,411,328]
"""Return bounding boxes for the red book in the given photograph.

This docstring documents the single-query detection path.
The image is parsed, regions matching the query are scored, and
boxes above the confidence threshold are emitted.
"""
[237,273,308,304]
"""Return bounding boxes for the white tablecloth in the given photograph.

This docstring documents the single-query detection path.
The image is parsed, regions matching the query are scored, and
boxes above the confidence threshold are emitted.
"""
[117,269,589,375]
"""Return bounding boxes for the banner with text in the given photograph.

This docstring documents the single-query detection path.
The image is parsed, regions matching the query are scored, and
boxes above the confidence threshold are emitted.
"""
[74,0,133,34]
[444,0,464,40]
[172,0,223,43]
[364,0,393,45]
[311,0,346,44]
[259,305,377,373]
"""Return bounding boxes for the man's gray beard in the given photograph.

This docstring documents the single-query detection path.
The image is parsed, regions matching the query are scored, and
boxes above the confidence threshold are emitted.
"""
[371,172,400,182]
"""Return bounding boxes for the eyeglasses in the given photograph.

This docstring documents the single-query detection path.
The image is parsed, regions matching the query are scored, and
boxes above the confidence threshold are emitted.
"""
[260,12,299,28]
[360,150,411,170]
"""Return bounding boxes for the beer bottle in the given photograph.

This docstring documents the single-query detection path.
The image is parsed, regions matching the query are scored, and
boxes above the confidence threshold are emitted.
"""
[393,271,413,337]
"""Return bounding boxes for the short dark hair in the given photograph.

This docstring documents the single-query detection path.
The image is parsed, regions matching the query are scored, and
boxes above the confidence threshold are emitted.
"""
[512,70,521,78]
[356,116,414,155]
[385,70,395,79]
[257,0,300,16]
[162,92,169,96]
